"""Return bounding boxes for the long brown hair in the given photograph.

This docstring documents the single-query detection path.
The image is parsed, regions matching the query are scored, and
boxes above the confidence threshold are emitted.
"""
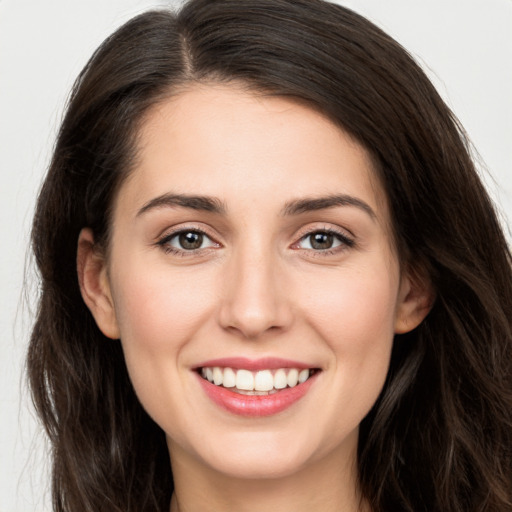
[28,1,512,510]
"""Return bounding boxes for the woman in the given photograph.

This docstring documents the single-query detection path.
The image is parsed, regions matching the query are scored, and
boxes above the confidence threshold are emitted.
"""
[28,0,512,511]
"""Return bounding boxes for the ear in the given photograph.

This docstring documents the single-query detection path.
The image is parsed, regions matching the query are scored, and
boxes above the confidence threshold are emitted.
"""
[394,268,435,334]
[77,228,120,339]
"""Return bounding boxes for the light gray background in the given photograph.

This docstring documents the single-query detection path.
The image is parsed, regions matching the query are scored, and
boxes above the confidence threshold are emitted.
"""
[1,0,510,510]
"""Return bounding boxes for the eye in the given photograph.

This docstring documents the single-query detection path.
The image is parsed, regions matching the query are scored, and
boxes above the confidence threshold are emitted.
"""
[296,230,354,251]
[158,229,218,252]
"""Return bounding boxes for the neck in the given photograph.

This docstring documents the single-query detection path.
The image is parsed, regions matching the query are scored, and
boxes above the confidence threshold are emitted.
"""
[168,436,370,512]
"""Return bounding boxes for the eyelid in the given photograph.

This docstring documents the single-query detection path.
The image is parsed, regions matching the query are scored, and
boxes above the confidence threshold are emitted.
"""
[293,221,355,239]
[290,224,356,252]
[155,224,222,254]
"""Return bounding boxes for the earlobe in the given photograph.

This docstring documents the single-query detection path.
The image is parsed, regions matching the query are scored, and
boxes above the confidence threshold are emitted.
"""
[77,228,120,339]
[394,271,435,334]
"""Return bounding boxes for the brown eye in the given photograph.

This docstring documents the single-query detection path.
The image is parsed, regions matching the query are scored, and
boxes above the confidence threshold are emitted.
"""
[179,231,204,250]
[296,229,354,252]
[310,232,334,250]
[159,229,218,253]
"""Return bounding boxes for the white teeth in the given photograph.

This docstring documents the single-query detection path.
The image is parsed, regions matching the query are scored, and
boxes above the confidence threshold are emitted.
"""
[298,369,309,383]
[236,369,254,391]
[213,367,223,385]
[223,367,236,388]
[287,368,299,387]
[254,370,274,391]
[201,366,314,392]
[274,369,288,389]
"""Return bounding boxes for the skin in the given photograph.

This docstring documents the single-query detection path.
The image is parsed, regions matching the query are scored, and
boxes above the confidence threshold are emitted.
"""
[78,84,432,512]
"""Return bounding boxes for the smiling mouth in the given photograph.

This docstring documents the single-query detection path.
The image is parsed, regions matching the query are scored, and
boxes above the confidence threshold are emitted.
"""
[199,367,320,395]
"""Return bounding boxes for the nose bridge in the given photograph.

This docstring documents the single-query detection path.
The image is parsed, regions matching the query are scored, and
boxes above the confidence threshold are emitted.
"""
[219,237,290,338]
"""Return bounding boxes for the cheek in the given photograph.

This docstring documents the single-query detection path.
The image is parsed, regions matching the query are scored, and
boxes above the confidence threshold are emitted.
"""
[300,264,398,345]
[112,261,216,346]
[108,258,218,397]
[295,260,399,413]
[296,263,399,444]
[107,259,222,433]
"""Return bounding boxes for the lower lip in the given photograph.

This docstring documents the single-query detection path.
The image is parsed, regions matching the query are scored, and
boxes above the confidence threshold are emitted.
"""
[197,372,318,417]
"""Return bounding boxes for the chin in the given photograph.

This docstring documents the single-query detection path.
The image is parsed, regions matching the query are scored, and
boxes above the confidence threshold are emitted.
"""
[210,452,310,481]
[196,430,324,481]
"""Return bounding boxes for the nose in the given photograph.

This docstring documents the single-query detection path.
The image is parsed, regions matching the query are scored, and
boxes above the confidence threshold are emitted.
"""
[218,245,292,339]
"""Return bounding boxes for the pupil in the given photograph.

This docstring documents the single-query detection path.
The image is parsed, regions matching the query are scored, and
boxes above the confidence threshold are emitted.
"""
[179,232,203,250]
[311,232,333,250]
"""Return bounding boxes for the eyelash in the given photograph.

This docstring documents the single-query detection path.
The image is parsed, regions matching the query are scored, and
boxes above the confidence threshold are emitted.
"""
[156,227,220,256]
[156,226,355,257]
[293,227,355,256]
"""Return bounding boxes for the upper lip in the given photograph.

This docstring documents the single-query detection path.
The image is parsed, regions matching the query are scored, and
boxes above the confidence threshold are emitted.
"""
[193,357,316,371]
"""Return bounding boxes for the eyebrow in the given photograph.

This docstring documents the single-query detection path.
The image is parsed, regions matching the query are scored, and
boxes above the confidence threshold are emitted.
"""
[282,194,376,220]
[136,193,226,216]
[136,192,376,220]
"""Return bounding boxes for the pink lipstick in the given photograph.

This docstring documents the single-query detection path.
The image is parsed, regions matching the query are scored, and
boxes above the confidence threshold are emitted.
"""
[195,357,320,417]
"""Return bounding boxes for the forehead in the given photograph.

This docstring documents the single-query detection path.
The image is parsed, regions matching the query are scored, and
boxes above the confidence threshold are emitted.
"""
[117,84,388,221]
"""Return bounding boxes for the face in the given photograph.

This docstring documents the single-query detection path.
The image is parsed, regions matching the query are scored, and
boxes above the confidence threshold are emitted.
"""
[79,84,429,483]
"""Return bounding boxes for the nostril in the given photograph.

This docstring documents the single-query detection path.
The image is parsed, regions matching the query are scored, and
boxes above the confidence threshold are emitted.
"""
[217,270,293,339]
